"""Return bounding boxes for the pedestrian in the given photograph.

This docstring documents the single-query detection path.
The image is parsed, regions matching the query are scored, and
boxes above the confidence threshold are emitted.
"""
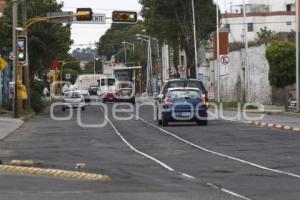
[43,86,49,100]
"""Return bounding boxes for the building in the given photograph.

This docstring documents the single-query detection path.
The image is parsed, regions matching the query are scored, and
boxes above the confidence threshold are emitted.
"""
[222,0,298,42]
[0,0,6,17]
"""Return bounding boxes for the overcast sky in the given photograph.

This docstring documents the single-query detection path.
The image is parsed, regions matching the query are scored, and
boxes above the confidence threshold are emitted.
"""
[58,0,241,50]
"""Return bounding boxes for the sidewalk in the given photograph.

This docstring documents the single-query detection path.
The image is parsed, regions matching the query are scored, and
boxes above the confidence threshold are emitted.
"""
[216,110,300,132]
[0,117,24,141]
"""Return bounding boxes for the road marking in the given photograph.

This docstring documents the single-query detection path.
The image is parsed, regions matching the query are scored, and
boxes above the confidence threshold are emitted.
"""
[136,117,300,180]
[106,115,251,200]
[105,117,175,172]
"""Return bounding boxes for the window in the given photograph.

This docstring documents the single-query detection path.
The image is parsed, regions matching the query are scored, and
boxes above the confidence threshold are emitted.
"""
[286,4,295,12]
[287,21,292,25]
[247,23,254,32]
[224,24,230,33]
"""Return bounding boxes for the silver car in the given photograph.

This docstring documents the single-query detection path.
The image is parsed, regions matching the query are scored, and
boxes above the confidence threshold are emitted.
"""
[62,90,85,111]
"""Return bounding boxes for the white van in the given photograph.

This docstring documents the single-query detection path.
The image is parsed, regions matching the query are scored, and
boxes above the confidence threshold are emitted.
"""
[97,77,117,96]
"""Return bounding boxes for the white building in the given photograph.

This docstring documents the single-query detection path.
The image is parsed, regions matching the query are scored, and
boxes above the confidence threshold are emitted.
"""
[222,0,297,42]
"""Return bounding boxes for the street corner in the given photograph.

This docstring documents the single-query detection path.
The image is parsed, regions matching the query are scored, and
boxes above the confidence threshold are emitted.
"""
[0,117,24,141]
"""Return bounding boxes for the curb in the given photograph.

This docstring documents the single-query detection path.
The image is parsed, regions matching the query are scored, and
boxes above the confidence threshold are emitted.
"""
[0,165,110,182]
[19,113,35,122]
[245,121,300,133]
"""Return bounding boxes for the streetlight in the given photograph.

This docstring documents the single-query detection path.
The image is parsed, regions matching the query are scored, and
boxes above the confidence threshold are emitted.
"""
[296,0,300,112]
[191,0,198,79]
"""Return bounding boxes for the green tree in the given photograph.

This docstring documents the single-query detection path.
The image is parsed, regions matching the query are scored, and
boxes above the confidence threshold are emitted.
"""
[63,68,79,85]
[0,0,73,78]
[139,0,216,78]
[266,41,296,88]
[256,27,276,45]
[266,41,296,108]
[83,60,102,74]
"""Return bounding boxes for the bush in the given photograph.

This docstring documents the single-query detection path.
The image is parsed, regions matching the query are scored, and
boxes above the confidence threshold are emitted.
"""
[30,80,47,113]
[30,91,46,113]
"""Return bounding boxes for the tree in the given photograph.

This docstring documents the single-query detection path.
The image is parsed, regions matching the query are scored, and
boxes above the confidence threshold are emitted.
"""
[266,41,296,88]
[0,0,73,78]
[62,68,79,85]
[266,41,296,108]
[83,60,102,74]
[256,27,276,45]
[139,0,216,78]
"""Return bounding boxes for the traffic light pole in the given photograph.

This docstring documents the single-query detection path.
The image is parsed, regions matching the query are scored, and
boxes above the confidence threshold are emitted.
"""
[12,0,18,118]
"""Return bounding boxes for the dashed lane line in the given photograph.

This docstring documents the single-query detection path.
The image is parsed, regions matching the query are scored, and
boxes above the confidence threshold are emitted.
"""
[106,116,251,200]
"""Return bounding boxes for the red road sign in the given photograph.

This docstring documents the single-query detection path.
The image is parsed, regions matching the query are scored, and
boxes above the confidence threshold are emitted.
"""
[220,55,230,65]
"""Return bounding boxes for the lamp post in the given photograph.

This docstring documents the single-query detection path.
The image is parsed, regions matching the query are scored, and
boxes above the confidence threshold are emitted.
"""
[136,34,157,94]
[296,0,300,112]
[191,0,198,79]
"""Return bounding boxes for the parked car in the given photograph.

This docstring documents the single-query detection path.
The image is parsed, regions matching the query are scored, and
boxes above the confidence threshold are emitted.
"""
[89,85,99,96]
[156,87,208,126]
[288,100,297,112]
[80,89,91,102]
[117,88,135,104]
[62,90,85,111]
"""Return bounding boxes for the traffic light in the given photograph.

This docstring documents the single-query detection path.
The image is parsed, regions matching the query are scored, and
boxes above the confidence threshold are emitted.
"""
[76,8,93,21]
[17,36,27,62]
[112,11,138,23]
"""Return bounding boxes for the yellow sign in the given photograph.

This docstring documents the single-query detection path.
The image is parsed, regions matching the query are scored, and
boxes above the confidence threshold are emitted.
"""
[0,56,8,71]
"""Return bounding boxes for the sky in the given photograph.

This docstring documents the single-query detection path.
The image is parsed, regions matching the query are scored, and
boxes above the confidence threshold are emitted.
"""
[58,0,242,50]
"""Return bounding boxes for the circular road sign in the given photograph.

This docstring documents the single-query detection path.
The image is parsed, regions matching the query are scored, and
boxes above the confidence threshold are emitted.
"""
[220,55,230,65]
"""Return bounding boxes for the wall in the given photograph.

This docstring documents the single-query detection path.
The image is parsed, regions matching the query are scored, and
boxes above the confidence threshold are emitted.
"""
[201,44,274,104]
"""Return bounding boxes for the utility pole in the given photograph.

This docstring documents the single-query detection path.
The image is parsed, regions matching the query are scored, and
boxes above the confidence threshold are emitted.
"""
[22,0,31,109]
[216,0,221,103]
[12,0,18,118]
[243,0,251,103]
[296,0,300,112]
[191,0,198,79]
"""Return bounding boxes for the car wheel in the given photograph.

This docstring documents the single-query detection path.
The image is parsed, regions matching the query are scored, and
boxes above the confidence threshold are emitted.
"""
[162,117,168,126]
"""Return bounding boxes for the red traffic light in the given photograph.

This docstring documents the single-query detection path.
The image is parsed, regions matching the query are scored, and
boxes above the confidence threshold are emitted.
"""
[112,11,138,23]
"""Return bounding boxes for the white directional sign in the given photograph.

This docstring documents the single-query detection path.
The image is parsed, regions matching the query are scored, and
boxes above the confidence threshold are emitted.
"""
[73,13,106,24]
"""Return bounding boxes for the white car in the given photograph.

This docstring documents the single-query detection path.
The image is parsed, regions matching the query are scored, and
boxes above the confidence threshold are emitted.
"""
[62,90,85,111]
[80,89,91,102]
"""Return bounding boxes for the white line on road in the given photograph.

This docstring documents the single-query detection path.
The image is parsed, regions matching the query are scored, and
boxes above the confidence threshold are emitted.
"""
[106,115,251,200]
[105,117,175,172]
[137,117,300,180]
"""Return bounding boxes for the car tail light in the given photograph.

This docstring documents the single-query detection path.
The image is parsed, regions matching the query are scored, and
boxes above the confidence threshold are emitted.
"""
[199,93,208,105]
[164,98,172,105]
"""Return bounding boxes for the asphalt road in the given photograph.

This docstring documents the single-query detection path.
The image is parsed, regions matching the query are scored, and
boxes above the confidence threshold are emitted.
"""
[0,102,300,200]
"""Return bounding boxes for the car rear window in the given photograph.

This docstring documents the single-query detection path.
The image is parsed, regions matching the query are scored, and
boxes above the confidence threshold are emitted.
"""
[167,90,201,99]
[163,80,205,94]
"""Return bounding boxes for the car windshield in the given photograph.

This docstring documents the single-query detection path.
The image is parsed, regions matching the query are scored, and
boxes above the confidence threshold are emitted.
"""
[101,79,115,86]
[167,90,200,99]
[65,92,81,99]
